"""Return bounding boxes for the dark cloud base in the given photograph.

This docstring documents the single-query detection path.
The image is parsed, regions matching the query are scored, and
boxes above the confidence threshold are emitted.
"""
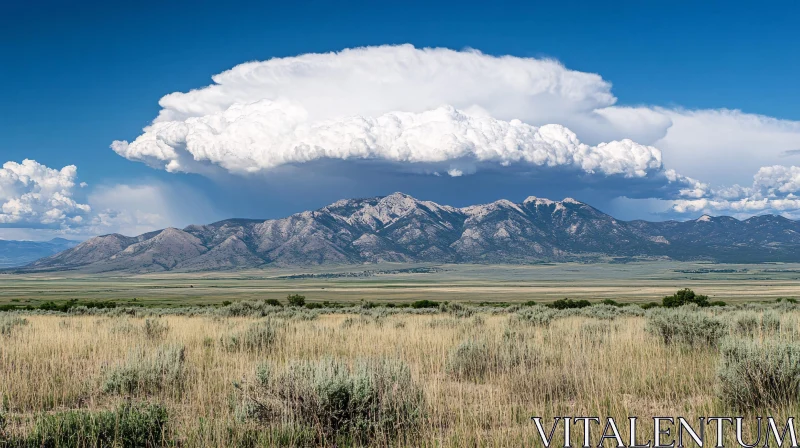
[185,158,685,223]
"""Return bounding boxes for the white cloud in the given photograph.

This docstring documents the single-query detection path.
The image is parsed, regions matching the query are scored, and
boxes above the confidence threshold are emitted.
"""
[110,44,800,218]
[153,44,616,128]
[652,109,800,186]
[670,165,800,217]
[0,158,218,239]
[0,159,90,226]
[113,102,663,178]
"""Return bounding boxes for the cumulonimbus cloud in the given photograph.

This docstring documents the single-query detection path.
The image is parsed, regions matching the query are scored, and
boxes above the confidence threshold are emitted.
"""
[111,45,674,181]
[0,159,90,226]
[113,102,663,178]
[110,44,800,217]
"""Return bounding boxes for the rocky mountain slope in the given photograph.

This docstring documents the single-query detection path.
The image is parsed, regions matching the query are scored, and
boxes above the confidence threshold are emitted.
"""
[18,193,800,273]
[0,238,80,268]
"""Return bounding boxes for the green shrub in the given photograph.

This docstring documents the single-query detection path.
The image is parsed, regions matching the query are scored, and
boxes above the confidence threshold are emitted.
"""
[445,337,538,382]
[265,299,282,307]
[640,302,661,310]
[287,294,306,307]
[662,288,710,307]
[36,299,117,313]
[410,300,439,309]
[246,357,424,445]
[646,307,728,347]
[143,319,170,340]
[221,320,279,352]
[718,338,800,409]
[0,316,28,336]
[103,344,187,396]
[549,298,591,309]
[17,403,169,447]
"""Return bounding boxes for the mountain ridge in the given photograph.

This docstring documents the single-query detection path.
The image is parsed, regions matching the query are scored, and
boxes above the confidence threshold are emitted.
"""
[15,192,800,273]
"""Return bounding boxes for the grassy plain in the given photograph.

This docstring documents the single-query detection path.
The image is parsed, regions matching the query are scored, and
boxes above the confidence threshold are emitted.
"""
[3,262,800,446]
[3,261,800,307]
[1,305,798,446]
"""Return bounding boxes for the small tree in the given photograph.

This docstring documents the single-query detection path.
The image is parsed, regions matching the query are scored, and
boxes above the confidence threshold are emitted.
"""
[287,294,306,307]
[662,288,709,307]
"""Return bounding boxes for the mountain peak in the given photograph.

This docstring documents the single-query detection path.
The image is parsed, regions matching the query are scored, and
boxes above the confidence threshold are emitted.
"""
[382,191,414,200]
[523,196,556,206]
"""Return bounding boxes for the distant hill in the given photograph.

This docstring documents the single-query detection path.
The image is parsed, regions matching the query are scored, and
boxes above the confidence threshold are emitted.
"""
[16,192,800,273]
[0,238,80,268]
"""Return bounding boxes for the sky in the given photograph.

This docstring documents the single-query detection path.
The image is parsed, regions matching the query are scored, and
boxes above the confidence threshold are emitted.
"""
[1,0,800,240]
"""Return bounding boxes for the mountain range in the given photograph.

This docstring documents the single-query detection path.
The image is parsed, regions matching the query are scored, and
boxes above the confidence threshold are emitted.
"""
[0,238,80,268]
[14,192,800,273]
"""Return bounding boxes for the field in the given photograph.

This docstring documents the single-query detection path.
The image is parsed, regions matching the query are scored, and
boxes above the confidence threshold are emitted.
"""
[2,263,800,446]
[3,261,800,307]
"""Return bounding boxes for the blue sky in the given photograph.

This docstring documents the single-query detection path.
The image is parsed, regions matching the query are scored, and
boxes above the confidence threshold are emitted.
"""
[2,0,800,239]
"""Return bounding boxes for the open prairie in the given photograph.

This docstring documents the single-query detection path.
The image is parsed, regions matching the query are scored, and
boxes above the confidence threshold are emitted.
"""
[3,264,800,446]
[2,302,799,446]
[3,262,800,308]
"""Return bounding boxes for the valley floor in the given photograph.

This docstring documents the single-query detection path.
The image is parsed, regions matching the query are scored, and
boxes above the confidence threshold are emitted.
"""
[2,261,800,307]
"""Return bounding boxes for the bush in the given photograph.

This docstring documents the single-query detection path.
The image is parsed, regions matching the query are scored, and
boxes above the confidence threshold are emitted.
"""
[17,403,169,447]
[287,294,306,307]
[662,288,710,308]
[246,357,424,445]
[646,307,728,347]
[718,338,800,409]
[0,316,28,336]
[549,298,591,310]
[445,337,538,382]
[36,299,117,313]
[580,304,622,320]
[733,311,782,337]
[265,299,282,307]
[103,344,187,396]
[442,302,474,318]
[511,306,557,327]
[410,300,439,309]
[143,319,169,340]
[221,320,279,352]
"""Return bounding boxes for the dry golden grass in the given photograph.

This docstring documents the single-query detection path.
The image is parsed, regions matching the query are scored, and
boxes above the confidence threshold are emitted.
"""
[1,308,797,446]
